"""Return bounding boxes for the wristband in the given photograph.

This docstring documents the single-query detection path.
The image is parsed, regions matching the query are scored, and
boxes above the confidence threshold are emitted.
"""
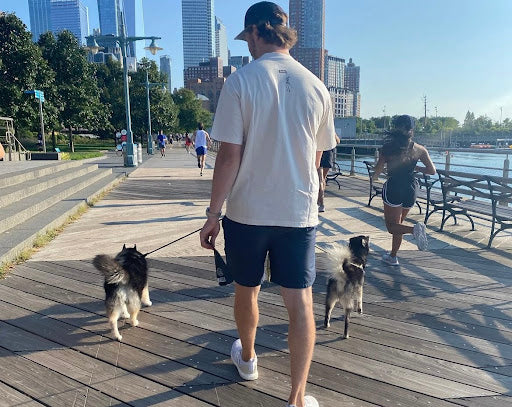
[206,207,222,219]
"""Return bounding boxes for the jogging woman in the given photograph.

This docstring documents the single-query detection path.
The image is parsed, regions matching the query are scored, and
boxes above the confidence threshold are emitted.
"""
[372,115,436,265]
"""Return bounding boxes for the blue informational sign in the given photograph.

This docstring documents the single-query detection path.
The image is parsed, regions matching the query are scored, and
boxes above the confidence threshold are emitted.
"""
[25,90,45,103]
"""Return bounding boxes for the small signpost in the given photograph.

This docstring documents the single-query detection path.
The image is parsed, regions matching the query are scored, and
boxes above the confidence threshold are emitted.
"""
[24,90,46,152]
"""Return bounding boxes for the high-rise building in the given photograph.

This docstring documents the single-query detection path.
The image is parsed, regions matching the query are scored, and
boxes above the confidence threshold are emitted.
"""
[50,0,89,45]
[182,0,216,69]
[184,57,223,83]
[228,55,250,70]
[289,0,325,81]
[28,0,52,42]
[160,55,172,92]
[324,55,345,88]
[97,0,124,53]
[344,58,360,92]
[215,16,228,66]
[124,0,145,59]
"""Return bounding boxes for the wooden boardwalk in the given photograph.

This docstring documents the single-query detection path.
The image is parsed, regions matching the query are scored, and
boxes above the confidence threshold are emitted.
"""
[1,148,511,407]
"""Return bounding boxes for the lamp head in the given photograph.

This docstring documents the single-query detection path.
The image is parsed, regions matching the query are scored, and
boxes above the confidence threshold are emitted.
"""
[145,39,163,55]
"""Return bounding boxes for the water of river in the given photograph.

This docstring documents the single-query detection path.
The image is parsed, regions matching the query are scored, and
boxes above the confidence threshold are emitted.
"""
[338,150,511,178]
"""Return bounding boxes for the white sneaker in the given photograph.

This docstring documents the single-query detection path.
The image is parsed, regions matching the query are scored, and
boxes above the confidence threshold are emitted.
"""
[382,253,399,266]
[318,205,325,213]
[413,222,428,251]
[286,395,319,407]
[231,339,258,380]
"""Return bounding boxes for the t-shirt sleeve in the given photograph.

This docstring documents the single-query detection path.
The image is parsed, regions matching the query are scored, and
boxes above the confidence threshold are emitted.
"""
[315,93,337,151]
[211,75,244,145]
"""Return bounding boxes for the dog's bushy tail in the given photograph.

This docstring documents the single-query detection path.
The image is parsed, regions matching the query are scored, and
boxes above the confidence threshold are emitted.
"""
[93,255,129,284]
[326,244,352,275]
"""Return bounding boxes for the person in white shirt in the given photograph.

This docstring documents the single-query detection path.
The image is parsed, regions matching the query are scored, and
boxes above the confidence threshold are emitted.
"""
[192,123,212,176]
[199,3,335,407]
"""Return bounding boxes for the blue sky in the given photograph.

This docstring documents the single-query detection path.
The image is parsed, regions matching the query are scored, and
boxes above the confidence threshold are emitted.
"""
[3,0,511,123]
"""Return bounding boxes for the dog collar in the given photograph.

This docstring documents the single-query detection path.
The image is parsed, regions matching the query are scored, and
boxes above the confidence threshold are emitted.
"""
[349,262,364,269]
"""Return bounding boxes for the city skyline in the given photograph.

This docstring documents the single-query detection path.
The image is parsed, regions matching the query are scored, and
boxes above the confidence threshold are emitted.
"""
[4,0,512,123]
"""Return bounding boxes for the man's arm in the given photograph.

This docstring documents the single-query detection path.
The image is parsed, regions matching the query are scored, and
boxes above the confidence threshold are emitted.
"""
[315,150,323,169]
[200,141,243,249]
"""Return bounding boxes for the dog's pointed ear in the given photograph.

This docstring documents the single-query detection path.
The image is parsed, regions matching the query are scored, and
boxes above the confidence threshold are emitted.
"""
[134,244,137,250]
[123,244,126,250]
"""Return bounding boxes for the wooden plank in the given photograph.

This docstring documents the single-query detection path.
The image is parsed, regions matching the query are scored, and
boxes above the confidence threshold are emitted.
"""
[448,395,512,407]
[0,381,45,407]
[0,347,121,407]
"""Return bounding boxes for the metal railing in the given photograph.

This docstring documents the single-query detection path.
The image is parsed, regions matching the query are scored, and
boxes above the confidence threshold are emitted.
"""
[0,117,31,161]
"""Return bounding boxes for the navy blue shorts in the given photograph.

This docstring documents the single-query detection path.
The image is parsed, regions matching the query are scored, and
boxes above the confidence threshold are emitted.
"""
[382,178,418,209]
[196,146,206,156]
[222,217,317,288]
[320,149,334,169]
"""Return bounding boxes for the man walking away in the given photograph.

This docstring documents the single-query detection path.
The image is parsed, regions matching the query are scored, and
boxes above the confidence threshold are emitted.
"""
[192,123,212,176]
[199,2,336,406]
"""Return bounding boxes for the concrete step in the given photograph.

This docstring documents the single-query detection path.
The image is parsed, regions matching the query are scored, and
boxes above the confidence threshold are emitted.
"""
[0,171,125,266]
[0,167,113,236]
[0,164,99,209]
[0,160,83,189]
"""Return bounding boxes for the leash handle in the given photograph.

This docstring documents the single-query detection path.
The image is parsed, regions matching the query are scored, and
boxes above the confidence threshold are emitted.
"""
[143,227,202,257]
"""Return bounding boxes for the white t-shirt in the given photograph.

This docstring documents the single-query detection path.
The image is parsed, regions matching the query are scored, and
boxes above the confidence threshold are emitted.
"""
[194,130,208,148]
[211,52,336,227]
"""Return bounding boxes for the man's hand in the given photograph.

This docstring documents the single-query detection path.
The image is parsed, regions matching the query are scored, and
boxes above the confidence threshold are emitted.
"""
[200,218,221,250]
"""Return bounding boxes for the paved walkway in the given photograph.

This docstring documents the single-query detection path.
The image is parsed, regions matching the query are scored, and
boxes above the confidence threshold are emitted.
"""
[1,146,511,406]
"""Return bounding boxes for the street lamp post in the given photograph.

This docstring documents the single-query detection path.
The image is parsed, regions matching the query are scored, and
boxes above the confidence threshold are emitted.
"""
[145,70,166,155]
[85,34,163,167]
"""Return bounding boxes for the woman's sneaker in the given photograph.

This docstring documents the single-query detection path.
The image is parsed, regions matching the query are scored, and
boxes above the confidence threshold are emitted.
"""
[413,222,428,251]
[286,395,319,407]
[231,339,258,380]
[382,253,399,266]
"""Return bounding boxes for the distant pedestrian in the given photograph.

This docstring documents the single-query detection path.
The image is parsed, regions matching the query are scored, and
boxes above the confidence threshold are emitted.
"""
[317,133,340,212]
[185,132,192,154]
[372,115,436,265]
[192,123,211,176]
[157,130,166,157]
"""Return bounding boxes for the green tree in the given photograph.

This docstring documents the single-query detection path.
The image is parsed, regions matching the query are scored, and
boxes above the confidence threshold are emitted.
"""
[94,58,124,137]
[42,30,107,151]
[172,88,212,132]
[126,59,179,140]
[463,111,475,129]
[0,13,56,135]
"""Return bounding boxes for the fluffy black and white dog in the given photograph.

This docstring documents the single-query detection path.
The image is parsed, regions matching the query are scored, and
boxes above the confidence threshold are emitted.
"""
[93,245,152,341]
[323,235,369,339]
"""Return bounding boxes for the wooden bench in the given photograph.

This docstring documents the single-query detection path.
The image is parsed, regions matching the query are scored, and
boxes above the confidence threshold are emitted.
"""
[325,162,343,189]
[428,170,512,248]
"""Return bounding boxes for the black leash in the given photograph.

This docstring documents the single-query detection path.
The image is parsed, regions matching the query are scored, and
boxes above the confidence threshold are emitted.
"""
[143,227,202,257]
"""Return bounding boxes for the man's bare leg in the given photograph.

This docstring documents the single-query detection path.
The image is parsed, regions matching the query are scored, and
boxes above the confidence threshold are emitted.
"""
[234,283,260,361]
[281,286,316,407]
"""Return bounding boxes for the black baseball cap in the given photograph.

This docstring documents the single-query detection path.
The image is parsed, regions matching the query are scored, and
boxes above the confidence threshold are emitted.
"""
[235,1,287,41]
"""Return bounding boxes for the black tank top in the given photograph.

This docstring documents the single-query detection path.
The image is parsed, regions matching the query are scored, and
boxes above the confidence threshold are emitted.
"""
[386,142,418,184]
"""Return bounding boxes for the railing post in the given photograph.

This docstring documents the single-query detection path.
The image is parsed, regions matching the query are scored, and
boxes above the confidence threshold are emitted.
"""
[350,147,356,175]
[445,151,451,172]
[374,148,379,163]
[503,155,510,179]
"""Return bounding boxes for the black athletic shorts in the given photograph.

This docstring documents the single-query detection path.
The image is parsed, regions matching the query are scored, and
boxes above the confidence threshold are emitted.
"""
[382,178,418,209]
[222,217,317,288]
[320,149,334,169]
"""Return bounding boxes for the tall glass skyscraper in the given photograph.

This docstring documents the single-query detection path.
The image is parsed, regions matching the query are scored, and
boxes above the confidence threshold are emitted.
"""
[289,0,325,80]
[97,0,145,59]
[160,55,172,92]
[50,0,89,45]
[182,0,216,69]
[28,0,52,42]
[215,16,228,66]
[124,0,146,59]
[97,0,124,36]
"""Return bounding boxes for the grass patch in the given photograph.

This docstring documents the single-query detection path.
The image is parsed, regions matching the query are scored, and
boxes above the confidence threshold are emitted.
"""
[61,151,104,160]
